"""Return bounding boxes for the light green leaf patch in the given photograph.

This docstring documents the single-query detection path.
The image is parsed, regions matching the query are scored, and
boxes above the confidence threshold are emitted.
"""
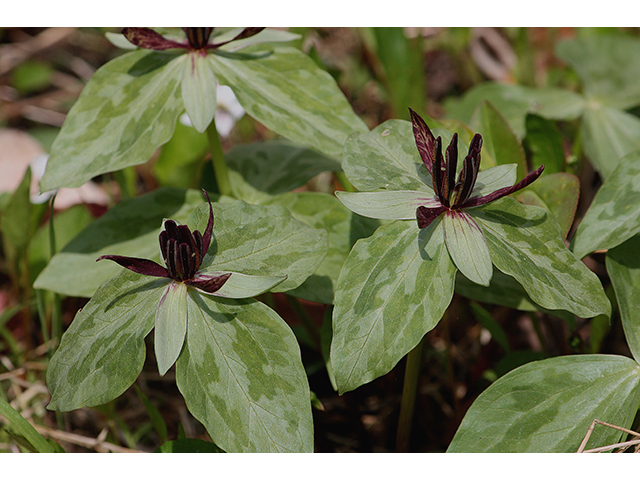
[155,281,188,376]
[199,271,287,299]
[331,219,456,394]
[47,270,167,411]
[448,355,640,452]
[180,52,217,134]
[571,149,640,259]
[443,211,492,286]
[473,196,611,319]
[335,190,436,220]
[40,50,185,191]
[176,292,313,452]
[471,164,517,197]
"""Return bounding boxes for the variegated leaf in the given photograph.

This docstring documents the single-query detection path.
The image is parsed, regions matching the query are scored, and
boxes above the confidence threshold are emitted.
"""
[155,281,188,375]
[473,197,610,319]
[40,50,185,191]
[331,219,456,394]
[176,292,313,452]
[198,271,286,298]
[448,355,640,452]
[47,271,168,411]
[571,150,640,259]
[335,190,437,220]
[180,52,217,133]
[443,210,492,286]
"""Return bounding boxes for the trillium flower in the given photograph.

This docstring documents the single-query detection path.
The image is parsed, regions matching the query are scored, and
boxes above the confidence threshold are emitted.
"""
[97,190,287,375]
[121,27,265,53]
[336,109,544,287]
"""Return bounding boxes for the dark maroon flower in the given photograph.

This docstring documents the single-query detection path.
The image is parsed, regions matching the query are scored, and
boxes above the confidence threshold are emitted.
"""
[409,108,544,229]
[97,190,230,294]
[122,27,265,52]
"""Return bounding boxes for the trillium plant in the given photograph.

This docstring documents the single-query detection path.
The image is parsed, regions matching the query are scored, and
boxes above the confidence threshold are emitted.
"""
[17,28,640,454]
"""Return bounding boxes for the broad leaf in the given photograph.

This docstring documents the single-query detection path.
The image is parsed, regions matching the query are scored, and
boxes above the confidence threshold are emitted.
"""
[176,292,313,452]
[180,52,217,133]
[571,150,640,259]
[40,50,184,190]
[34,188,216,297]
[331,219,456,394]
[210,46,369,160]
[200,271,287,299]
[524,114,565,174]
[155,281,188,375]
[443,211,492,286]
[473,197,611,319]
[189,200,328,293]
[448,355,640,452]
[47,271,166,411]
[606,236,640,364]
[335,190,435,220]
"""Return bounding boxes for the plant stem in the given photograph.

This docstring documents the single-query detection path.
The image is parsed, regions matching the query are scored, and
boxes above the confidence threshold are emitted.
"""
[206,117,233,198]
[335,171,356,192]
[396,335,426,452]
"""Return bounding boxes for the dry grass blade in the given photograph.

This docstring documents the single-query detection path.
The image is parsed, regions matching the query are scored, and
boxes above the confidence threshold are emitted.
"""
[577,419,640,453]
[33,425,143,453]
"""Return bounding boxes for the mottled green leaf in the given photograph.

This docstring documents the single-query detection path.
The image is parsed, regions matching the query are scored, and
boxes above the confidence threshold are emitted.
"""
[448,355,640,452]
[47,271,166,411]
[40,50,185,190]
[211,46,368,160]
[606,236,640,364]
[473,197,610,319]
[580,104,640,179]
[331,219,456,393]
[571,150,640,259]
[34,188,216,297]
[155,281,188,376]
[201,271,286,299]
[556,34,640,110]
[524,114,565,174]
[443,211,492,286]
[180,52,217,133]
[335,190,434,220]
[188,200,327,293]
[176,292,313,452]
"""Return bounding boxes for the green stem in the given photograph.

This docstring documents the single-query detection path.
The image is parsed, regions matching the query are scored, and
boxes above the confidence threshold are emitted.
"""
[396,335,426,452]
[335,171,356,192]
[206,117,233,198]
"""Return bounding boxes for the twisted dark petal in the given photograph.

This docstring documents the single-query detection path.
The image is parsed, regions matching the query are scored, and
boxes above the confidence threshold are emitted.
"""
[176,224,193,246]
[96,255,169,278]
[122,28,187,50]
[463,164,546,209]
[409,108,437,175]
[183,27,214,49]
[201,189,214,257]
[443,133,458,206]
[209,27,266,49]
[416,205,448,229]
[187,273,232,294]
[192,230,204,270]
[178,242,192,280]
[159,230,169,263]
[433,137,445,204]
[165,238,179,278]
[454,134,483,207]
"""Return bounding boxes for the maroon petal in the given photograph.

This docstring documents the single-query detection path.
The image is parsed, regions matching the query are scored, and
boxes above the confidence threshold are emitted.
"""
[97,255,169,278]
[463,164,545,209]
[416,205,448,229]
[201,189,215,256]
[409,108,437,175]
[187,272,232,294]
[209,27,266,49]
[122,27,187,51]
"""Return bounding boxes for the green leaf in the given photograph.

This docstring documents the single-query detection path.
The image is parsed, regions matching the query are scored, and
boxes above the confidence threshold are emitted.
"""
[34,188,215,297]
[471,101,527,179]
[0,396,56,453]
[189,200,328,293]
[47,270,165,411]
[180,52,217,133]
[176,292,313,452]
[225,140,341,203]
[155,438,224,453]
[211,46,369,160]
[606,236,640,364]
[473,196,611,319]
[155,281,188,375]
[335,190,433,220]
[571,150,640,259]
[523,114,565,174]
[40,50,184,191]
[580,104,640,179]
[154,119,208,188]
[331,219,456,393]
[202,271,287,298]
[443,211,492,286]
[264,192,380,305]
[448,355,640,452]
[556,34,640,110]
